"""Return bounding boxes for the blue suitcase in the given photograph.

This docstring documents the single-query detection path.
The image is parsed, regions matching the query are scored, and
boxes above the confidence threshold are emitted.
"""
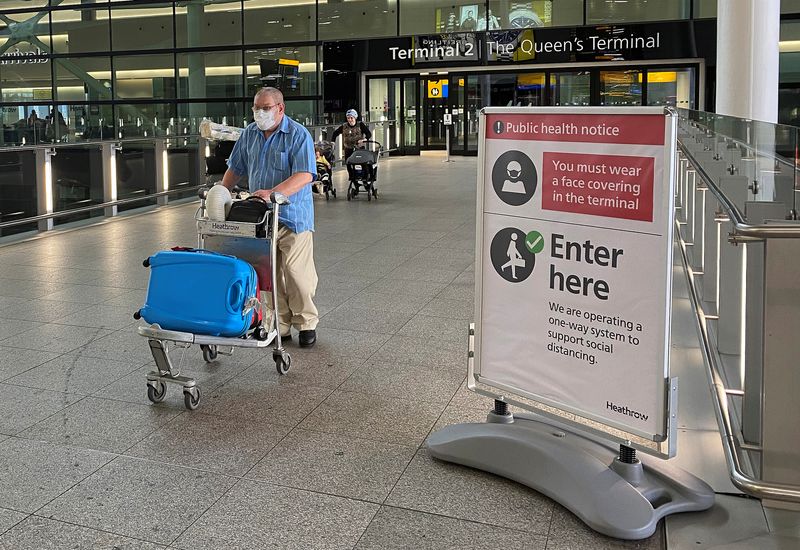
[138,249,258,337]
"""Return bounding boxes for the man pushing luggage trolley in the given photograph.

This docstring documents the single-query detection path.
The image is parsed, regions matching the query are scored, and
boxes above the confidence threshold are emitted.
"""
[135,87,319,410]
[221,87,320,348]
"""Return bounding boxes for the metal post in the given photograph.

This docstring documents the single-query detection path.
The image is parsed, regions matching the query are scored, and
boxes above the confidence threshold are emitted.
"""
[443,125,454,163]
[762,238,800,508]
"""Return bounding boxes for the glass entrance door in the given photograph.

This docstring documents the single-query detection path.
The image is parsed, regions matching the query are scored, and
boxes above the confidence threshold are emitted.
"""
[466,74,485,154]
[366,75,419,155]
[422,77,448,149]
[599,70,644,106]
[403,78,419,154]
[549,71,591,106]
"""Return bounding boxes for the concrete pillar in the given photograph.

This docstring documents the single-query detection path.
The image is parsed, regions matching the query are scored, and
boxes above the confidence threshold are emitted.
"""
[717,0,780,202]
[187,3,207,122]
[716,0,780,122]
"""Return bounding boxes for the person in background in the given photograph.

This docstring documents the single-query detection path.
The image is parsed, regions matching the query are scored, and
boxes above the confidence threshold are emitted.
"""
[461,9,477,31]
[313,146,331,194]
[487,9,501,30]
[445,12,459,33]
[221,86,319,347]
[331,109,372,184]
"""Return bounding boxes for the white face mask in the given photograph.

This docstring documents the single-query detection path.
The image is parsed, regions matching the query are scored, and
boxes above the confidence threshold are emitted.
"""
[254,109,276,131]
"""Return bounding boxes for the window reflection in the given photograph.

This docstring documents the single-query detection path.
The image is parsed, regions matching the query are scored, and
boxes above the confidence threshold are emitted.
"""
[0,11,51,55]
[243,0,315,43]
[176,3,242,48]
[110,3,174,51]
[55,57,113,102]
[245,46,317,99]
[1,1,48,10]
[116,103,176,139]
[599,70,643,106]
[399,1,485,35]
[489,0,583,29]
[65,104,114,141]
[550,71,591,106]
[51,8,110,54]
[114,54,176,100]
[647,69,695,108]
[318,0,397,40]
[587,0,691,24]
[0,55,52,104]
[178,50,243,100]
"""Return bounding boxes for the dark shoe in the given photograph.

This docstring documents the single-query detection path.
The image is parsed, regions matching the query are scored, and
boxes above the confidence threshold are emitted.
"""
[299,329,316,348]
[280,333,291,342]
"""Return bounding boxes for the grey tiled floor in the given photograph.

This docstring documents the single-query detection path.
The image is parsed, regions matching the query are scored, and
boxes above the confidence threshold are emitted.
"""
[0,156,673,549]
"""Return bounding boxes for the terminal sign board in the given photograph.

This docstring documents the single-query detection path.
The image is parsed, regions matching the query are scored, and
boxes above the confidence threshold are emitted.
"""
[475,107,676,441]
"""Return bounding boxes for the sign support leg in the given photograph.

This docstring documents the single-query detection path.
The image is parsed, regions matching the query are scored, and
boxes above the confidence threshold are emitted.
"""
[427,411,714,541]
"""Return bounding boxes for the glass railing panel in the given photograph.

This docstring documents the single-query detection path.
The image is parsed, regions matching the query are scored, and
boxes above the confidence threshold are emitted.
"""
[116,140,158,212]
[0,150,38,236]
[167,136,204,200]
[678,108,800,224]
[51,144,105,226]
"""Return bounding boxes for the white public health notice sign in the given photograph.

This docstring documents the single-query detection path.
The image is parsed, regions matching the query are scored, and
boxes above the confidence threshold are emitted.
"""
[475,107,677,441]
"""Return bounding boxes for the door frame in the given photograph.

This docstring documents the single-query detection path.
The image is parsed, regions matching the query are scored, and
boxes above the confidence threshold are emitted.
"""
[365,74,420,155]
[362,59,705,156]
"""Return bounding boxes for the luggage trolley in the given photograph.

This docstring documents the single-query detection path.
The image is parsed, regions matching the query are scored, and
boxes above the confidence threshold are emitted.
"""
[135,189,292,411]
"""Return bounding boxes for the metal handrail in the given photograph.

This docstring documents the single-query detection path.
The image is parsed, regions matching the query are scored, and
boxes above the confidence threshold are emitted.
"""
[676,228,800,502]
[0,135,203,153]
[0,184,204,230]
[677,139,800,237]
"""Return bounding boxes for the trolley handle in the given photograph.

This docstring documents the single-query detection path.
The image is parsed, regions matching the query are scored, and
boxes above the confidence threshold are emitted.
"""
[358,139,383,152]
[270,191,289,205]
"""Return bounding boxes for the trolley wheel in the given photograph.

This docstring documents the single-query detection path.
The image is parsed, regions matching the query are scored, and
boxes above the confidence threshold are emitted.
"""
[147,381,167,403]
[142,258,150,268]
[275,354,291,375]
[201,344,218,362]
[183,387,200,410]
[255,326,269,341]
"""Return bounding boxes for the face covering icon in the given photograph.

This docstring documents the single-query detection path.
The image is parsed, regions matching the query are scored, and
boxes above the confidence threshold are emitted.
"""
[502,160,526,194]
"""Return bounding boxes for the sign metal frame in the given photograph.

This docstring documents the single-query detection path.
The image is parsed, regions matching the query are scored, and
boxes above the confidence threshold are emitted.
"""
[471,106,678,459]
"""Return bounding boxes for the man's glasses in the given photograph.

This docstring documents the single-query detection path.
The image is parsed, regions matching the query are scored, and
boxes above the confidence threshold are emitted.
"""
[252,105,279,114]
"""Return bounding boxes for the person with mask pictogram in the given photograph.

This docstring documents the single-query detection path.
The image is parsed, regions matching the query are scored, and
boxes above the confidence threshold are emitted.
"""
[220,87,319,348]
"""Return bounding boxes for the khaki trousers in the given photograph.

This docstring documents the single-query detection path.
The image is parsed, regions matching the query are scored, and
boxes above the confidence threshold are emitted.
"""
[264,226,318,335]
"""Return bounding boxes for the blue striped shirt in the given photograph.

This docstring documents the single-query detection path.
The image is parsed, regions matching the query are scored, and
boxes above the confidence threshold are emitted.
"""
[227,115,317,233]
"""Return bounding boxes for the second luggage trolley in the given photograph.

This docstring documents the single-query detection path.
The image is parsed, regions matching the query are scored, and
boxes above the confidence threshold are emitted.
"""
[135,189,292,411]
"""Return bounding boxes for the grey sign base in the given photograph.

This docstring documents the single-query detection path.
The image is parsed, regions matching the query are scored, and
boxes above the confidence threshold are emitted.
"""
[427,410,714,540]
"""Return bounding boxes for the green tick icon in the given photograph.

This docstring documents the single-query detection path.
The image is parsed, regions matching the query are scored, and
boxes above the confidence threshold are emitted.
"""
[525,231,545,254]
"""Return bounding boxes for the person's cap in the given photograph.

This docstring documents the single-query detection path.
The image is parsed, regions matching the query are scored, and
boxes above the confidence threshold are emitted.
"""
[345,109,358,118]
